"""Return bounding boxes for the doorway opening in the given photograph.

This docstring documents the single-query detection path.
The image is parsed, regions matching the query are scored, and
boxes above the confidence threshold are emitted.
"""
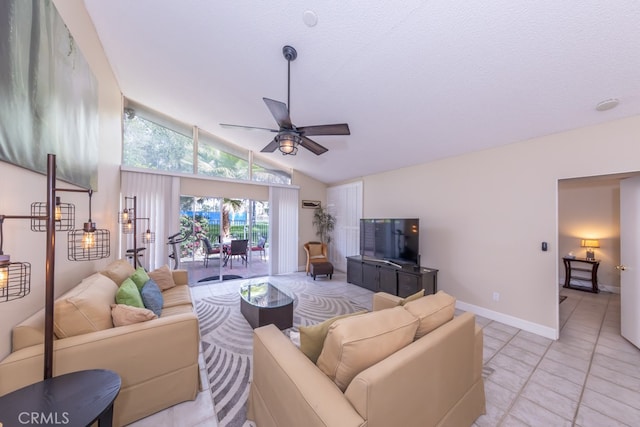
[557,172,640,347]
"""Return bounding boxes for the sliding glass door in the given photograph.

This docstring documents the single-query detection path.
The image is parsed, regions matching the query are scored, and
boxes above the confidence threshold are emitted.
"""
[178,195,269,283]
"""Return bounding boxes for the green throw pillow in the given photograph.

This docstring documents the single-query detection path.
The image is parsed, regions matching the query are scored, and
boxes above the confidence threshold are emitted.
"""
[299,311,367,363]
[129,267,150,291]
[400,289,425,306]
[116,278,145,308]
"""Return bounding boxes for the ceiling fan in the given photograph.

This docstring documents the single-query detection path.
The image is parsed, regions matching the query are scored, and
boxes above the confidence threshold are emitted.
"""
[220,45,350,156]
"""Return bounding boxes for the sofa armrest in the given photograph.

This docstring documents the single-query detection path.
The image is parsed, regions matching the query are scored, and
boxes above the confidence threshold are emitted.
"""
[372,292,403,311]
[0,312,199,396]
[248,324,364,427]
[345,312,482,427]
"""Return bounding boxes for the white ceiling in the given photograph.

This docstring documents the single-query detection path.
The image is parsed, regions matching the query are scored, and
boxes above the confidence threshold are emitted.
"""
[84,0,640,185]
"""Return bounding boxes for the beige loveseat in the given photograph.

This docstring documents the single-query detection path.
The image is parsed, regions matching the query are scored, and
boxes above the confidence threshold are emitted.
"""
[0,260,200,426]
[248,291,486,427]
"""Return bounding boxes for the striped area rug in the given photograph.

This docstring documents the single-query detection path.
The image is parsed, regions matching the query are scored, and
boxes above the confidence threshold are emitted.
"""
[195,282,368,427]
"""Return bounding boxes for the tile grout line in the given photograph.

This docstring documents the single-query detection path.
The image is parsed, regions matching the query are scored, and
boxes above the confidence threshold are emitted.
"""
[495,326,556,426]
[569,292,631,426]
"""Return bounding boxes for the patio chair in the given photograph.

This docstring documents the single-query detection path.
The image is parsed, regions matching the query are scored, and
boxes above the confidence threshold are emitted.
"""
[202,237,221,267]
[250,237,267,261]
[227,239,248,269]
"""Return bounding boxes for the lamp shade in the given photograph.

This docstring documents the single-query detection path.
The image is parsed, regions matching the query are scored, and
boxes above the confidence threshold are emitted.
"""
[68,224,111,261]
[0,255,31,302]
[30,198,75,232]
[580,239,600,248]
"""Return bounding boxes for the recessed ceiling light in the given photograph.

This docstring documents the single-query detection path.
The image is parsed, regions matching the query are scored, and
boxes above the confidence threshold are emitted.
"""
[596,98,619,111]
[303,10,318,27]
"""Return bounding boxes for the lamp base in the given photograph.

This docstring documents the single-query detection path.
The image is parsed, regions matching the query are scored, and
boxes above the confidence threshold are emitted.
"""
[585,249,595,260]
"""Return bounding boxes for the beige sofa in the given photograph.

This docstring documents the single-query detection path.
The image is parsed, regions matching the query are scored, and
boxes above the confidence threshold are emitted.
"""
[248,291,486,427]
[0,260,200,426]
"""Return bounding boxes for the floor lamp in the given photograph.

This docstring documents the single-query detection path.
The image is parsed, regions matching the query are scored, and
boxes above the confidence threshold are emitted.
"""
[0,154,109,379]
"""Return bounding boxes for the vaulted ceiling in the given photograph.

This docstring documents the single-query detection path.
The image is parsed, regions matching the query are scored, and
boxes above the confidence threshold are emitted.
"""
[84,0,640,184]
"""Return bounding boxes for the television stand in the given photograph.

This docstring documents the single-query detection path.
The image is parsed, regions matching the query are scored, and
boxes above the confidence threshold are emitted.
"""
[346,255,438,297]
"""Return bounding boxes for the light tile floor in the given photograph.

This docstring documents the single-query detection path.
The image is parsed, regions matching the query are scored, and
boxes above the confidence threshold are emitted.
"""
[128,274,640,427]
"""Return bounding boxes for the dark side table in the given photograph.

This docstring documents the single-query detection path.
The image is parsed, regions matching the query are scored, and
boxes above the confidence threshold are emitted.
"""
[0,369,121,427]
[562,257,600,293]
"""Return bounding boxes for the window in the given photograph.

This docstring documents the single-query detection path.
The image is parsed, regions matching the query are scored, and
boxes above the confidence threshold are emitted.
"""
[123,113,193,174]
[198,129,249,180]
[252,155,291,185]
[122,100,292,185]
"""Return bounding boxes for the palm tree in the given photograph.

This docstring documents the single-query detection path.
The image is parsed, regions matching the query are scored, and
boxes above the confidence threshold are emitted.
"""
[222,198,243,238]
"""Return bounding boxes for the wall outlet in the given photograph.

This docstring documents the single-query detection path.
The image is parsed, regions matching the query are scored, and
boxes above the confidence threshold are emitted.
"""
[492,292,500,302]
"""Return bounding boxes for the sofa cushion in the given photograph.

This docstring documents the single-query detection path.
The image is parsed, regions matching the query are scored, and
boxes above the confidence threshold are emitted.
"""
[402,290,456,339]
[111,303,157,326]
[400,289,425,306]
[161,285,192,308]
[116,278,145,309]
[299,311,367,363]
[53,273,118,338]
[160,304,194,317]
[141,279,164,316]
[101,259,136,286]
[148,265,177,290]
[317,306,419,391]
[130,267,150,291]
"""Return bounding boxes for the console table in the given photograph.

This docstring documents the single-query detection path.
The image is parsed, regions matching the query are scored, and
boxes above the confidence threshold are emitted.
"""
[0,369,121,426]
[346,255,438,297]
[562,257,600,293]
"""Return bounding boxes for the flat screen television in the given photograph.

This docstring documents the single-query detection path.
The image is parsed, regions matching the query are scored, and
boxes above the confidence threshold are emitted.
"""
[360,218,420,266]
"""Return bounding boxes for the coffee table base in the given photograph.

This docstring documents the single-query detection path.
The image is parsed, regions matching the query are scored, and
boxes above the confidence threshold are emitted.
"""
[240,298,293,330]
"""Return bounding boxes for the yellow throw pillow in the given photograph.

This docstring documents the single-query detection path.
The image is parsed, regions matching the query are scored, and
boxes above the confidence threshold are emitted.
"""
[402,290,456,339]
[400,289,425,306]
[317,307,419,391]
[111,304,157,327]
[148,265,177,290]
[299,311,367,363]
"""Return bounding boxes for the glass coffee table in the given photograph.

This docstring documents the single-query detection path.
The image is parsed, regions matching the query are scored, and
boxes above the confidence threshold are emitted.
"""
[239,282,294,329]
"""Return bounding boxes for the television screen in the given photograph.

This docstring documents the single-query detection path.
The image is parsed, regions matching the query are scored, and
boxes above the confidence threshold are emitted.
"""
[360,218,419,266]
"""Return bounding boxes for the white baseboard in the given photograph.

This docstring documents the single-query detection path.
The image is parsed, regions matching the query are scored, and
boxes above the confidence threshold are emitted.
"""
[598,284,621,294]
[456,300,558,340]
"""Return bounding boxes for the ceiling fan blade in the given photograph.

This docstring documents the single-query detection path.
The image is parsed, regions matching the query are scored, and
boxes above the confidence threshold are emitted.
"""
[260,138,280,153]
[263,98,293,129]
[220,123,279,132]
[300,136,329,155]
[298,123,351,136]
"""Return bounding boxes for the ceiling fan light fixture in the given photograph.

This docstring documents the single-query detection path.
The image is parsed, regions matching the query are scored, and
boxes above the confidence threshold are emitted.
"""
[278,132,301,155]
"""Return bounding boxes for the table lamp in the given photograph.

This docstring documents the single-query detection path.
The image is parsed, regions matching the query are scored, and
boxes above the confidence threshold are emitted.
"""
[581,239,600,261]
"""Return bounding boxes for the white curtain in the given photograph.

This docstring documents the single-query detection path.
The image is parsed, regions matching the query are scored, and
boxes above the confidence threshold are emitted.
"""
[121,171,180,270]
[269,186,299,275]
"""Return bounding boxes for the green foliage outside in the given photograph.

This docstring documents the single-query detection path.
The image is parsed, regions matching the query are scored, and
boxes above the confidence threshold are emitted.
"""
[123,115,193,173]
[123,114,290,184]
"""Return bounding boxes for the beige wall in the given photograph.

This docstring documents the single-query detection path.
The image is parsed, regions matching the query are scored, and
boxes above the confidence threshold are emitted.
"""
[362,115,640,338]
[293,171,327,270]
[0,0,122,358]
[558,178,622,291]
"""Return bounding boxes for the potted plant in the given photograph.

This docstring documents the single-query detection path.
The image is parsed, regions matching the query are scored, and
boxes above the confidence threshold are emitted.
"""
[312,206,336,245]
